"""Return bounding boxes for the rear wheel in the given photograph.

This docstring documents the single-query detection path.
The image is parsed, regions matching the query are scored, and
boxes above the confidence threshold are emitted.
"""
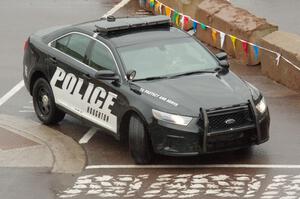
[235,146,252,154]
[129,114,153,164]
[32,78,65,124]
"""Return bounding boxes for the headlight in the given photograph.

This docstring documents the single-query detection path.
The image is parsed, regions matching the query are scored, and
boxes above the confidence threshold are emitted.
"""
[256,97,267,114]
[152,109,192,126]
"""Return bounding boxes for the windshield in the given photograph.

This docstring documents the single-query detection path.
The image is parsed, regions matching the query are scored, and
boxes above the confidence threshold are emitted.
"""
[117,37,219,80]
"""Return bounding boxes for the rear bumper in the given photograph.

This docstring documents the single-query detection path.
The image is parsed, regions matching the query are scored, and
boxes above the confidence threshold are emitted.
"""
[149,105,270,156]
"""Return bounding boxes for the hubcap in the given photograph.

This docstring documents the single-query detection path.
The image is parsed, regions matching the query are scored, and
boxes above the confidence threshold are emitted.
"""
[37,87,50,115]
[42,95,49,107]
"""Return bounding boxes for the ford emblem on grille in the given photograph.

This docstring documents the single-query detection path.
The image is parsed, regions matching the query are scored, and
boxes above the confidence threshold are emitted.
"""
[225,118,236,125]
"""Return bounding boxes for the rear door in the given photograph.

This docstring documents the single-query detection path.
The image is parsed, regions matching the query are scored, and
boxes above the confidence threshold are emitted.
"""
[48,32,92,116]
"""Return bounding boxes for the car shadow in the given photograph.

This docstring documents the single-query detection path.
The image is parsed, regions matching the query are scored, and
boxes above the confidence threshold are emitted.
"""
[152,148,254,165]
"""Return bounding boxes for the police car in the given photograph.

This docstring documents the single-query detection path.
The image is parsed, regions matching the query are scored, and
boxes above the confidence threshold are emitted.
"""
[23,15,270,164]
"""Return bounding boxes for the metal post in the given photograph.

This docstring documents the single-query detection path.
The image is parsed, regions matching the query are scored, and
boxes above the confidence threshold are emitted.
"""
[249,100,262,143]
[200,108,209,153]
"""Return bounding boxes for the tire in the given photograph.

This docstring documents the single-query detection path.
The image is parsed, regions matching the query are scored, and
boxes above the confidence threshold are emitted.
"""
[32,78,65,125]
[236,146,252,153]
[129,114,153,164]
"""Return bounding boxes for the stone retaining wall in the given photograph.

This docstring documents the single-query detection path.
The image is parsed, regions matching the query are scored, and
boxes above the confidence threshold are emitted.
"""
[260,31,300,91]
[195,0,277,65]
[140,0,278,65]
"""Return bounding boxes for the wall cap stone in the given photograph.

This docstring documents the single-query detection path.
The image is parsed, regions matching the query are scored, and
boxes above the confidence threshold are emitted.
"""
[262,31,300,59]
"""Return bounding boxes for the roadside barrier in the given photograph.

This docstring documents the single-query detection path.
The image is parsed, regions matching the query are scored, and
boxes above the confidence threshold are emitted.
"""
[140,0,300,74]
[261,31,300,91]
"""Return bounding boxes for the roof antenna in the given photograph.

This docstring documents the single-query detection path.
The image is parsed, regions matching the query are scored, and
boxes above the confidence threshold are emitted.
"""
[107,16,116,22]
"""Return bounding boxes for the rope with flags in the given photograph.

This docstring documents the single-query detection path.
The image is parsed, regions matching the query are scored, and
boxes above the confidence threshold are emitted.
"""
[143,0,300,72]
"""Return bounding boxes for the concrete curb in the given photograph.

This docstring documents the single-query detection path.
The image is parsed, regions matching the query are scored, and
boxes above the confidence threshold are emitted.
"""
[0,114,86,174]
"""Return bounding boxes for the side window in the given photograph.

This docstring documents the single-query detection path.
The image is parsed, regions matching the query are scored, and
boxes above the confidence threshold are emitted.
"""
[55,35,70,52]
[88,42,116,72]
[55,33,91,62]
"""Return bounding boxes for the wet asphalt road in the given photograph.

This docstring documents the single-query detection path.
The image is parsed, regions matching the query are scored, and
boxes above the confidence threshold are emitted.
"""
[230,0,300,35]
[0,0,300,198]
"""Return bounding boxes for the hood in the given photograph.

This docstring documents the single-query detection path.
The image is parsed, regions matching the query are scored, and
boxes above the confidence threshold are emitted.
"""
[134,72,253,117]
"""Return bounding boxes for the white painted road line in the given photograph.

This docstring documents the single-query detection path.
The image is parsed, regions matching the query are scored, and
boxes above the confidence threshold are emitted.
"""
[102,0,131,18]
[79,128,98,144]
[19,110,35,113]
[86,164,300,169]
[22,106,33,109]
[0,80,24,107]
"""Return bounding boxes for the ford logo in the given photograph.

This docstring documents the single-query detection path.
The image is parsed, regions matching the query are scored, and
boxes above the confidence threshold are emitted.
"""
[225,118,236,125]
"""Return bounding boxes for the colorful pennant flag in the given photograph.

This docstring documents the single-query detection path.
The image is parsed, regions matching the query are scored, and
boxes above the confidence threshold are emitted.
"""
[184,16,189,25]
[211,29,218,45]
[155,2,161,13]
[200,23,207,30]
[193,21,198,32]
[181,15,189,30]
[150,0,155,8]
[230,35,237,50]
[220,31,226,49]
[276,53,281,66]
[172,11,179,24]
[165,6,171,17]
[159,2,163,13]
[253,44,259,61]
[176,14,180,27]
[242,41,248,56]
[180,16,184,29]
[180,15,184,29]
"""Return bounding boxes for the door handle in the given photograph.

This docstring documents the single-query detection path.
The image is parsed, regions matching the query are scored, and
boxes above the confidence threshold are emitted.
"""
[83,74,92,80]
[48,57,57,64]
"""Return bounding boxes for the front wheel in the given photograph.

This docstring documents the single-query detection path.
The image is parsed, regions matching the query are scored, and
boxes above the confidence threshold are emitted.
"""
[129,114,153,164]
[32,78,65,125]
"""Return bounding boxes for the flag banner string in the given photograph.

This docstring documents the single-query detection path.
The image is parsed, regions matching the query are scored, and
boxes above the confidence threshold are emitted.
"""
[150,0,300,72]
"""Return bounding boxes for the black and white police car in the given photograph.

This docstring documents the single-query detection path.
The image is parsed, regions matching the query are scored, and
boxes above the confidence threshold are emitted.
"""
[23,15,270,164]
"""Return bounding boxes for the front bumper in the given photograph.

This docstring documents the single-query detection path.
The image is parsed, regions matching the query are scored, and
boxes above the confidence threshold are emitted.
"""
[149,102,270,156]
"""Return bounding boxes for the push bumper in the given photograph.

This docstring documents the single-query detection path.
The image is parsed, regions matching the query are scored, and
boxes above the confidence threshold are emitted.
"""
[149,102,270,156]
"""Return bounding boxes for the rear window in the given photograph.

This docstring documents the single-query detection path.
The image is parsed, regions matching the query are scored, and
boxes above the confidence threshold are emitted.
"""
[54,33,91,62]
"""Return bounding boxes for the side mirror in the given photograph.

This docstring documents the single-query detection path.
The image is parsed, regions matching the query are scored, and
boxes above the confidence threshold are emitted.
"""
[95,70,119,81]
[126,70,136,80]
[216,52,228,60]
[219,60,230,69]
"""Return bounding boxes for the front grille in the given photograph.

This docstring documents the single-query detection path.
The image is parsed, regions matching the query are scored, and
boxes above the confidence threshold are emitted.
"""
[199,104,254,133]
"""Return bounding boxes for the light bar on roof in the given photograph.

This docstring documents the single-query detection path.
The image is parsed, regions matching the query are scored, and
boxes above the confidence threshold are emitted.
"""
[95,15,171,34]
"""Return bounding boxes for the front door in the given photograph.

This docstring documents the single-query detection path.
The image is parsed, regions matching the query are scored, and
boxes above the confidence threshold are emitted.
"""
[80,40,122,134]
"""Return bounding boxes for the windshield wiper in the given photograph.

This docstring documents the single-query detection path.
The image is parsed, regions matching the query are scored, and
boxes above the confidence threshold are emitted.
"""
[169,70,216,79]
[133,76,169,82]
[132,69,219,82]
